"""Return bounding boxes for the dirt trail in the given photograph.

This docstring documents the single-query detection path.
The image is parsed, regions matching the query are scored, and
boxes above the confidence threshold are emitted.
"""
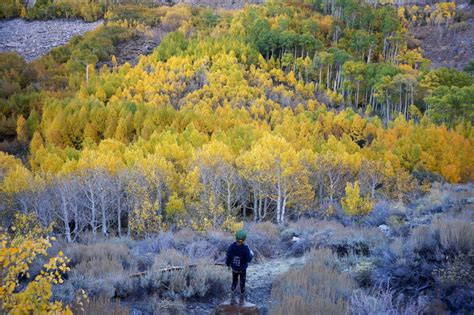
[186,255,307,314]
[245,255,307,314]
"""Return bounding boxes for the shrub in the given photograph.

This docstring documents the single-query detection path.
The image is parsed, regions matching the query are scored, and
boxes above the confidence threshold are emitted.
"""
[144,253,228,300]
[327,227,386,257]
[153,249,190,270]
[350,286,421,315]
[245,222,281,259]
[160,5,192,32]
[184,240,216,262]
[105,5,163,27]
[341,181,374,217]
[412,182,448,216]
[71,296,129,315]
[65,242,135,270]
[434,218,474,255]
[172,228,198,250]
[371,217,474,313]
[352,261,375,287]
[410,218,474,256]
[0,0,21,18]
[187,265,228,298]
[131,232,173,257]
[432,251,474,289]
[280,227,298,242]
[363,199,392,226]
[251,221,279,238]
[59,242,137,300]
[287,218,343,237]
[151,298,186,315]
[409,225,440,255]
[370,243,437,297]
[205,229,233,259]
[269,249,356,315]
[0,227,71,313]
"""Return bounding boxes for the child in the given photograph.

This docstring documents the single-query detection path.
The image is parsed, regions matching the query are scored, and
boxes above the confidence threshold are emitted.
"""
[226,229,254,301]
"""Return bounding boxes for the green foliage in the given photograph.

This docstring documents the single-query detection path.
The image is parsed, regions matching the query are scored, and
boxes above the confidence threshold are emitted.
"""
[425,85,474,127]
[27,0,105,22]
[0,0,22,18]
[424,67,474,90]
[0,53,36,99]
[155,31,189,62]
[105,4,162,27]
[1,0,160,21]
[464,61,474,75]
[0,25,132,140]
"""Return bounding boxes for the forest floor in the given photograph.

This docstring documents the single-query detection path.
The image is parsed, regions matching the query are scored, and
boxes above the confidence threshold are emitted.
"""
[184,255,307,314]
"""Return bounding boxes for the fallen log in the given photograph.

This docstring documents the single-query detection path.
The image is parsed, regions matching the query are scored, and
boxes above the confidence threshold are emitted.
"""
[130,262,226,278]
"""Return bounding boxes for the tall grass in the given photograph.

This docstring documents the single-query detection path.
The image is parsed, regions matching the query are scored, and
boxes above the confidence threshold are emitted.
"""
[270,248,356,315]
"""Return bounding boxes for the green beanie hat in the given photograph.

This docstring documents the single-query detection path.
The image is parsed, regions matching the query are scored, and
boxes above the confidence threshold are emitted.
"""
[235,229,247,241]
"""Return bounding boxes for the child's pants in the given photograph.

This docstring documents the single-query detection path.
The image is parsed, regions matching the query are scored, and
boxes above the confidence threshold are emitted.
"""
[231,270,246,293]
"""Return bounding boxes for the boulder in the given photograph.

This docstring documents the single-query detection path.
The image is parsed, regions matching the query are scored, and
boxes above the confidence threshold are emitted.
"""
[378,224,391,236]
[214,299,259,315]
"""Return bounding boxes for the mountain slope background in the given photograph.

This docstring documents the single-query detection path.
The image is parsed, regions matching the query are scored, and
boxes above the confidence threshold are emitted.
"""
[0,0,473,314]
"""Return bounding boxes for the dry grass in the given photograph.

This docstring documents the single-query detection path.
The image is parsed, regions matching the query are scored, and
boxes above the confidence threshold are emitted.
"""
[244,221,282,259]
[61,242,137,299]
[151,297,186,315]
[172,228,197,249]
[250,221,280,238]
[145,249,228,299]
[434,218,474,254]
[288,218,345,235]
[270,248,356,315]
[410,218,474,255]
[350,287,422,315]
[66,242,134,269]
[71,296,129,315]
[409,225,438,253]
[433,252,474,288]
[152,249,191,270]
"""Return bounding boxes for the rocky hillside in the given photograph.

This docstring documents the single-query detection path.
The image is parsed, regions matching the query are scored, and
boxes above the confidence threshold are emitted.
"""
[0,18,103,61]
[411,3,474,70]
[163,0,263,9]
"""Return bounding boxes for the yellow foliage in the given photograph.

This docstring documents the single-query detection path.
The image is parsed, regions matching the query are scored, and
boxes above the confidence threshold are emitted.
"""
[191,217,213,233]
[10,212,52,242]
[221,217,244,234]
[0,218,71,314]
[129,199,164,237]
[341,181,374,217]
[165,192,186,218]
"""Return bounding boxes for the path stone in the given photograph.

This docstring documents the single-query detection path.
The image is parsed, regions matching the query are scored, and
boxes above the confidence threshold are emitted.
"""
[215,299,259,315]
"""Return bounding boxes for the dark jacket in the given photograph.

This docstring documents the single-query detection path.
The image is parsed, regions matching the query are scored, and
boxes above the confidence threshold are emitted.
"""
[226,242,253,272]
